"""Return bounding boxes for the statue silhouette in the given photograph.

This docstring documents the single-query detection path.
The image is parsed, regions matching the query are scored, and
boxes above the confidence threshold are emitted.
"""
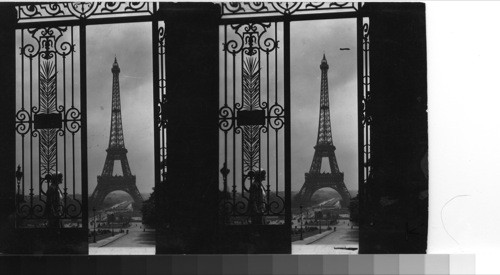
[248,170,266,225]
[41,172,63,228]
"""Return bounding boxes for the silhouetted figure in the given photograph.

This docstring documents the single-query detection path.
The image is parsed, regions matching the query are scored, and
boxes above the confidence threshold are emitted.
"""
[248,170,266,225]
[42,172,64,228]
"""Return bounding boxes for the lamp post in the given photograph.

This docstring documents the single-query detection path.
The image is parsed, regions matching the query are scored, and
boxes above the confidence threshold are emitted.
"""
[92,207,96,243]
[300,205,303,241]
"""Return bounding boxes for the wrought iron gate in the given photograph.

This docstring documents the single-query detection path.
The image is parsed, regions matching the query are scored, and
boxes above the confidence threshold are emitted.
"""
[14,3,160,230]
[219,21,286,225]
[15,24,84,228]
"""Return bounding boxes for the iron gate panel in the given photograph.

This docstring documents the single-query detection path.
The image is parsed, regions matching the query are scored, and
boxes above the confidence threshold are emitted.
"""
[157,20,167,184]
[13,2,161,232]
[219,21,287,225]
[15,25,84,228]
[359,17,371,201]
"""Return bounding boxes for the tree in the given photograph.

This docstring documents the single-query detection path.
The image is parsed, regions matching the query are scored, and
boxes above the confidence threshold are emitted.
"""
[141,188,156,227]
[349,195,359,225]
[107,213,116,226]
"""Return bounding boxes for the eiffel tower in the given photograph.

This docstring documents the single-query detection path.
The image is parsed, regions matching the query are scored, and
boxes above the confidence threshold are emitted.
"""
[90,57,143,210]
[296,54,351,208]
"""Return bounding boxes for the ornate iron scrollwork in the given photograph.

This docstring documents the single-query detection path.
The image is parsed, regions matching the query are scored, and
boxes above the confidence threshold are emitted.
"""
[157,21,168,181]
[219,21,285,225]
[221,2,361,18]
[17,2,155,23]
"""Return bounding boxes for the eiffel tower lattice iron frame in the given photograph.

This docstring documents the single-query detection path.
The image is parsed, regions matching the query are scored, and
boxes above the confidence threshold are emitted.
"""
[295,55,351,208]
[89,58,143,210]
[218,2,372,227]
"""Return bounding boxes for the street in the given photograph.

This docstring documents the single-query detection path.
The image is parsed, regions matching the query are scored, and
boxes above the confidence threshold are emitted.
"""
[104,223,155,247]
[89,222,155,255]
[310,220,358,245]
[292,219,358,254]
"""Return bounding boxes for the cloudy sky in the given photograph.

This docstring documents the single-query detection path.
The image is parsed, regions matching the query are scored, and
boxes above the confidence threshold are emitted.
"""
[86,22,154,195]
[290,18,358,193]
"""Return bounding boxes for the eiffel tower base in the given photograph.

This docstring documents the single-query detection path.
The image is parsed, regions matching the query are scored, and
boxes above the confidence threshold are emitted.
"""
[295,172,351,208]
[90,175,143,211]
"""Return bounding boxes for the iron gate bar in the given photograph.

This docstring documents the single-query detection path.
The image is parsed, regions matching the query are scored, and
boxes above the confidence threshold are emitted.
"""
[64,27,68,202]
[152,7,161,199]
[357,15,365,224]
[160,20,167,182]
[283,15,291,227]
[21,29,25,199]
[80,22,88,228]
[362,17,371,197]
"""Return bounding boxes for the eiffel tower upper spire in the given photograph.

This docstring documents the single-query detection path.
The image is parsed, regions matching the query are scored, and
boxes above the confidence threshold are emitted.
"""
[112,55,120,73]
[316,54,334,148]
[108,56,125,150]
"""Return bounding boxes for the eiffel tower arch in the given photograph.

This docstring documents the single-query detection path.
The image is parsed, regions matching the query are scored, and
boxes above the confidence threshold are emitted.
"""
[90,57,143,211]
[296,54,351,208]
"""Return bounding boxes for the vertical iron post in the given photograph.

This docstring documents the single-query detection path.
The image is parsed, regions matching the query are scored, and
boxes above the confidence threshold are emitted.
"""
[284,14,292,237]
[80,21,89,233]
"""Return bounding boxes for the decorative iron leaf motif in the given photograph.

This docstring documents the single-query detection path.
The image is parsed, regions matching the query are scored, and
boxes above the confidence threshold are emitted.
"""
[241,57,261,174]
[242,125,260,174]
[39,60,57,114]
[40,128,58,177]
[242,57,260,110]
[39,60,58,177]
